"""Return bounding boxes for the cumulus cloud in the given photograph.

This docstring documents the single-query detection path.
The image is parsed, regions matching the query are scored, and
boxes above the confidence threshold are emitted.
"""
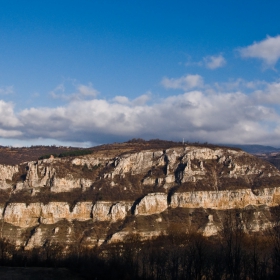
[1,80,280,146]
[253,82,280,104]
[0,100,22,138]
[239,35,280,67]
[0,101,21,128]
[15,87,278,145]
[204,54,226,69]
[161,74,204,90]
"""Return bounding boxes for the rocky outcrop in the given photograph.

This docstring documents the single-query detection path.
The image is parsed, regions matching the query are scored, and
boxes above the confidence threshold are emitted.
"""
[0,164,18,181]
[109,230,164,243]
[92,202,112,221]
[2,200,132,227]
[0,143,280,249]
[1,145,278,194]
[3,202,93,227]
[92,201,132,222]
[134,193,168,215]
[110,202,132,221]
[110,151,162,178]
[199,215,219,237]
[25,228,44,250]
[0,204,5,217]
[50,177,82,192]
[4,203,41,228]
[0,164,18,189]
[170,187,280,210]
[41,202,93,224]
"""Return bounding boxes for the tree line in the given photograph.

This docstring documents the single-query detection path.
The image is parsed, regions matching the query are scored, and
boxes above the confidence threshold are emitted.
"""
[38,149,93,160]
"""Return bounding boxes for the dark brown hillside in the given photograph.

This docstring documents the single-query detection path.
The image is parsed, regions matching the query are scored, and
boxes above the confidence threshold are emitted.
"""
[0,145,83,165]
[256,152,280,170]
[0,139,241,165]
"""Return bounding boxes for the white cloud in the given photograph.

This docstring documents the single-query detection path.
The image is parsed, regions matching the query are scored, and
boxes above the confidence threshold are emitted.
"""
[204,54,226,69]
[253,82,280,104]
[0,128,22,138]
[184,54,226,69]
[0,100,21,128]
[239,35,280,67]
[2,78,280,146]
[161,74,204,90]
[113,96,130,104]
[76,83,99,98]
[50,83,99,101]
[49,83,65,99]
[132,93,151,106]
[0,86,14,95]
[0,100,22,138]
[113,93,151,106]
[211,79,268,93]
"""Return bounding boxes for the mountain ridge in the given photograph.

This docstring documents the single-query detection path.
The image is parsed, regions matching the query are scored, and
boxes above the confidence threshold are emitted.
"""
[0,141,279,250]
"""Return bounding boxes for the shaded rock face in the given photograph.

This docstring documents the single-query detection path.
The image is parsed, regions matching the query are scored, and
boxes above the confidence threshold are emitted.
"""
[25,227,44,250]
[0,145,280,249]
[199,215,219,237]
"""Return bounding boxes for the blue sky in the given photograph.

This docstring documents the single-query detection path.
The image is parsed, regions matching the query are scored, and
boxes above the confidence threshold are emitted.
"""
[1,1,280,147]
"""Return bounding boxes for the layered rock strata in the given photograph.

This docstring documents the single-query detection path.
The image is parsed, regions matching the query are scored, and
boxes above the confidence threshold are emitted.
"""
[0,145,279,249]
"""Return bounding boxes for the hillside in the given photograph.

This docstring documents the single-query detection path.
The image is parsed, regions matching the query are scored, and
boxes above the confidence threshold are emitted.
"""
[0,139,235,165]
[0,145,84,165]
[0,140,279,251]
[224,144,280,154]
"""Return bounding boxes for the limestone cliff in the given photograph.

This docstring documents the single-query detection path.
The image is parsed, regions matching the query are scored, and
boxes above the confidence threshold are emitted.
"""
[0,143,280,249]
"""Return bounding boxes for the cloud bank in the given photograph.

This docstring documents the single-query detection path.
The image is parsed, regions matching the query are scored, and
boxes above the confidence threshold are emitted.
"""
[1,77,280,146]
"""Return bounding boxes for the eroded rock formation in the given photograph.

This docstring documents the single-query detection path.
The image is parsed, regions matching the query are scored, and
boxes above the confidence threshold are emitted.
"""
[0,143,280,249]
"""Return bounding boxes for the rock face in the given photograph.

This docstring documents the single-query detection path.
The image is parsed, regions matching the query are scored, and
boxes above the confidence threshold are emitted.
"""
[3,201,131,227]
[134,193,168,215]
[40,201,93,224]
[4,203,41,228]
[0,164,18,181]
[0,164,18,189]
[0,143,280,249]
[170,187,280,210]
